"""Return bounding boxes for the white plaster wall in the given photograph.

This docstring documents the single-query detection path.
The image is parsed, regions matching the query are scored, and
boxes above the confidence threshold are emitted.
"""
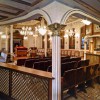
[64,36,69,49]
[1,38,6,49]
[23,35,42,49]
[36,35,42,48]
[0,26,6,50]
[23,38,29,47]
[28,35,35,48]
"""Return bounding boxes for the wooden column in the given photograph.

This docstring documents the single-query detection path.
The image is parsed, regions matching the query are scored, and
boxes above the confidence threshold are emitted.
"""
[49,23,65,100]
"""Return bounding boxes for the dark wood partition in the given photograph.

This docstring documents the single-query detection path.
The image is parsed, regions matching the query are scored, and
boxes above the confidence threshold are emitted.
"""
[0,62,53,100]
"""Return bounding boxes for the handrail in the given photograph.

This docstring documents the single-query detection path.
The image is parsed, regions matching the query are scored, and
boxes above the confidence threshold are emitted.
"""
[0,62,53,79]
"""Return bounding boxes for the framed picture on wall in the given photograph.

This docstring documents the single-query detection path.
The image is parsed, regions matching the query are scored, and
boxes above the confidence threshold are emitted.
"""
[94,24,100,33]
[86,25,92,35]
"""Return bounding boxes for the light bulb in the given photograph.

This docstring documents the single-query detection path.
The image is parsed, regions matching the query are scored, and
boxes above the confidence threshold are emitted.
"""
[81,19,91,25]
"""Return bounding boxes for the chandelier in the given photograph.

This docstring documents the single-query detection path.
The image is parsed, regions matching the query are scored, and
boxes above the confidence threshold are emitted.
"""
[24,35,28,40]
[20,26,34,36]
[64,28,76,37]
[35,17,47,36]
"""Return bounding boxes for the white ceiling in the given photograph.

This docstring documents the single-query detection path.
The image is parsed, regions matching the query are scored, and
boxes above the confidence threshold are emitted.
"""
[0,0,99,24]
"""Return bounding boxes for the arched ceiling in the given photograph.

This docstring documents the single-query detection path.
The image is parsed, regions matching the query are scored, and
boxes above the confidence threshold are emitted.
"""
[0,0,99,24]
[0,0,52,21]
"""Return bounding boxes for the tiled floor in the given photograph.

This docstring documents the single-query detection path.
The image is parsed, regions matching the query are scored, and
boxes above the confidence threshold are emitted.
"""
[0,83,100,100]
[64,83,100,100]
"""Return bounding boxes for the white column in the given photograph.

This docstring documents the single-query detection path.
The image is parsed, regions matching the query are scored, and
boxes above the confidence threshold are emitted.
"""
[49,23,65,100]
[5,26,8,52]
[44,33,47,57]
[84,41,87,60]
[52,35,61,100]
[10,25,13,60]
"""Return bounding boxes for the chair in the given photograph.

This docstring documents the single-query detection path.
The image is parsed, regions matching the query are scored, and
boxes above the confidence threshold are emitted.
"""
[37,61,48,71]
[33,62,40,70]
[44,61,50,71]
[24,59,35,68]
[17,59,26,66]
[77,59,90,68]
[91,64,99,81]
[61,61,77,77]
[61,63,67,77]
[76,67,86,92]
[86,65,94,87]
[97,65,100,84]
[47,60,52,66]
[61,58,68,63]
[71,57,81,62]
[61,69,77,99]
[84,59,90,66]
[47,66,52,72]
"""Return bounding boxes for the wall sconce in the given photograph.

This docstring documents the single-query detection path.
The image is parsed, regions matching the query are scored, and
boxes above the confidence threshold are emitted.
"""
[0,32,3,35]
[49,36,52,41]
[1,34,8,39]
[64,34,68,38]
[75,34,80,38]
[48,30,52,36]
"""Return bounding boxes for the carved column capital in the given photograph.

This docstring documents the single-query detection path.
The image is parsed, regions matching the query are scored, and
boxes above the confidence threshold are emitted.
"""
[48,23,66,36]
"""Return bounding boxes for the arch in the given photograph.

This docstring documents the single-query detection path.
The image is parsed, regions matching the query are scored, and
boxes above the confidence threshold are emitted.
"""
[0,9,52,25]
[61,9,100,24]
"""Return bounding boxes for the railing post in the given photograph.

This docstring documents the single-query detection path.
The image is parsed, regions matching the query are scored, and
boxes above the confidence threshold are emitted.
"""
[48,79,52,100]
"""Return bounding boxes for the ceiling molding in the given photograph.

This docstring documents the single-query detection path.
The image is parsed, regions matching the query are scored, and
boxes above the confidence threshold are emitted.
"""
[0,3,24,15]
[0,3,24,11]
[97,0,100,2]
[11,0,32,6]
[73,0,100,16]
[0,15,8,20]
[0,3,24,20]
[32,0,43,6]
[0,10,18,16]
[11,0,43,7]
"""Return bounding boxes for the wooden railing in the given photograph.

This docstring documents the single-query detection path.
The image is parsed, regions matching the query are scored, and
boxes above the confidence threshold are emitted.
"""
[37,48,85,58]
[0,62,53,100]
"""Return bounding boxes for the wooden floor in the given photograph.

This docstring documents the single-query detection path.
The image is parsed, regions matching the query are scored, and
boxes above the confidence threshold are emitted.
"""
[64,83,100,100]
